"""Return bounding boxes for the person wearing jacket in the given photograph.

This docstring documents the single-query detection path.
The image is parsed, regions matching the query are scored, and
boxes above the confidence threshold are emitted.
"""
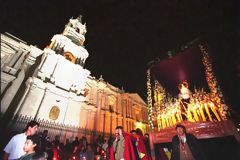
[110,126,136,160]
[171,124,206,160]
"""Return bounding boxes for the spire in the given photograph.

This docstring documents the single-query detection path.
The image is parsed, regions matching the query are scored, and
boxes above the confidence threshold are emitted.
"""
[62,16,87,46]
[77,15,83,23]
[48,15,89,67]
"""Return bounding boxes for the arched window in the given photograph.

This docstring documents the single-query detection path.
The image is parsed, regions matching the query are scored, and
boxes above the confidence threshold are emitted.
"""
[64,52,76,63]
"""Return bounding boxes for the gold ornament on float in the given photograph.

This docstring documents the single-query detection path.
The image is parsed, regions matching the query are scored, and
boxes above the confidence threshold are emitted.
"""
[49,106,60,120]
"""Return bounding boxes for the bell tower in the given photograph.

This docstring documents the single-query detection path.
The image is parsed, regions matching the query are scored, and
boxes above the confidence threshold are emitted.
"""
[48,15,88,66]
[36,16,90,93]
[13,16,91,124]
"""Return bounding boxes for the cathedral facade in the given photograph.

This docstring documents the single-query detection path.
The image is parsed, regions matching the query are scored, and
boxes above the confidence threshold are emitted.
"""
[1,16,149,142]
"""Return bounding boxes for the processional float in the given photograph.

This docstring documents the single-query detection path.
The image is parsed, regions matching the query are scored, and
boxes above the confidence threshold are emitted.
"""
[146,41,240,159]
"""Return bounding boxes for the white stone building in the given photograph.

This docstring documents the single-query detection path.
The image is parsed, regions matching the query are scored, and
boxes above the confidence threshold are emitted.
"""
[1,16,149,141]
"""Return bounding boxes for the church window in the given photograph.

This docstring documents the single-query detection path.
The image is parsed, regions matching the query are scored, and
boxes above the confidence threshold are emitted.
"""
[64,52,76,63]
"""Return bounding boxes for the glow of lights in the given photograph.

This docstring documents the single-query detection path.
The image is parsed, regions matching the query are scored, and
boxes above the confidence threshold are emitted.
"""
[147,43,229,130]
[135,122,143,129]
[199,44,228,120]
[153,80,166,130]
[147,69,154,130]
[109,95,115,106]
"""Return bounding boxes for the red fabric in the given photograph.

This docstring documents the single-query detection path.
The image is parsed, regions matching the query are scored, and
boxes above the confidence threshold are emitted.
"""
[123,133,136,160]
[110,146,115,160]
[136,136,152,160]
[52,148,59,160]
[109,133,136,160]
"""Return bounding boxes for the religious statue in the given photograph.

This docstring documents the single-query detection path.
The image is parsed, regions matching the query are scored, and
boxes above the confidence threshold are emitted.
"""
[178,80,192,120]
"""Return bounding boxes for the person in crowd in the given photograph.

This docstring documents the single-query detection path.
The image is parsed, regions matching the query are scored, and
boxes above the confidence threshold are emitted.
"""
[52,135,60,147]
[143,133,151,157]
[110,126,136,160]
[68,144,80,160]
[171,124,206,160]
[102,139,108,151]
[96,135,103,147]
[108,135,114,148]
[3,120,40,160]
[81,136,88,152]
[64,138,72,159]
[131,129,151,160]
[32,152,48,160]
[45,142,53,160]
[40,130,49,152]
[52,143,63,160]
[18,134,41,160]
[72,137,79,148]
[130,130,142,160]
[82,144,95,160]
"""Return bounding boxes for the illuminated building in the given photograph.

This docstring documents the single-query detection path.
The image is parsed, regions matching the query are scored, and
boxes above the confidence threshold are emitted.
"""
[0,16,149,142]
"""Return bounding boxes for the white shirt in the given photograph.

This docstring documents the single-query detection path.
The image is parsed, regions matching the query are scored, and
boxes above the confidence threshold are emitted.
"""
[102,143,108,151]
[4,133,27,160]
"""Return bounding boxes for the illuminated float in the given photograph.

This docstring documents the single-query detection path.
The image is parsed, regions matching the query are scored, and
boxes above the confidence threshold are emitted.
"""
[146,41,240,159]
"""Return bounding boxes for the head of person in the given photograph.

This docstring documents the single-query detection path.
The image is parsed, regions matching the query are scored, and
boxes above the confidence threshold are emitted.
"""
[130,130,136,134]
[66,138,69,143]
[23,134,41,154]
[24,120,40,135]
[175,124,187,136]
[115,126,123,137]
[136,128,143,136]
[42,130,48,137]
[54,135,60,141]
[144,133,149,139]
[130,130,137,138]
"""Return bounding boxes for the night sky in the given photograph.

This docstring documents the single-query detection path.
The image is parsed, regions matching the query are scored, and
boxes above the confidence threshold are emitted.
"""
[1,0,239,113]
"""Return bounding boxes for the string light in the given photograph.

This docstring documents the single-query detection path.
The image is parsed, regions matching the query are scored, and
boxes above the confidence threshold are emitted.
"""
[199,43,228,120]
[147,69,154,130]
[154,81,166,130]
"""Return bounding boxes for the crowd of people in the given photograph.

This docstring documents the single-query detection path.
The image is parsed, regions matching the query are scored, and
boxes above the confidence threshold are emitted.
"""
[2,120,207,160]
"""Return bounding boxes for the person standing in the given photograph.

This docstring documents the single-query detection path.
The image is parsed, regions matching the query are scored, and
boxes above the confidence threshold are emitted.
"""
[3,120,40,160]
[40,129,49,152]
[171,124,205,160]
[130,129,151,160]
[110,126,136,160]
[143,133,151,158]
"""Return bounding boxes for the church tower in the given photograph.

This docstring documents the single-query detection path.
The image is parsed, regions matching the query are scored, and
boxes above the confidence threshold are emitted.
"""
[13,16,92,125]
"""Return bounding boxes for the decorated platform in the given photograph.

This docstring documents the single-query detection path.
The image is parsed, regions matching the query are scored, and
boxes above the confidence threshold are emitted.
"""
[146,41,240,159]
[150,120,240,143]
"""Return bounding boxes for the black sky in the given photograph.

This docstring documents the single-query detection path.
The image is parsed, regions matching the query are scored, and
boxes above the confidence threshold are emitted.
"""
[1,0,239,113]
